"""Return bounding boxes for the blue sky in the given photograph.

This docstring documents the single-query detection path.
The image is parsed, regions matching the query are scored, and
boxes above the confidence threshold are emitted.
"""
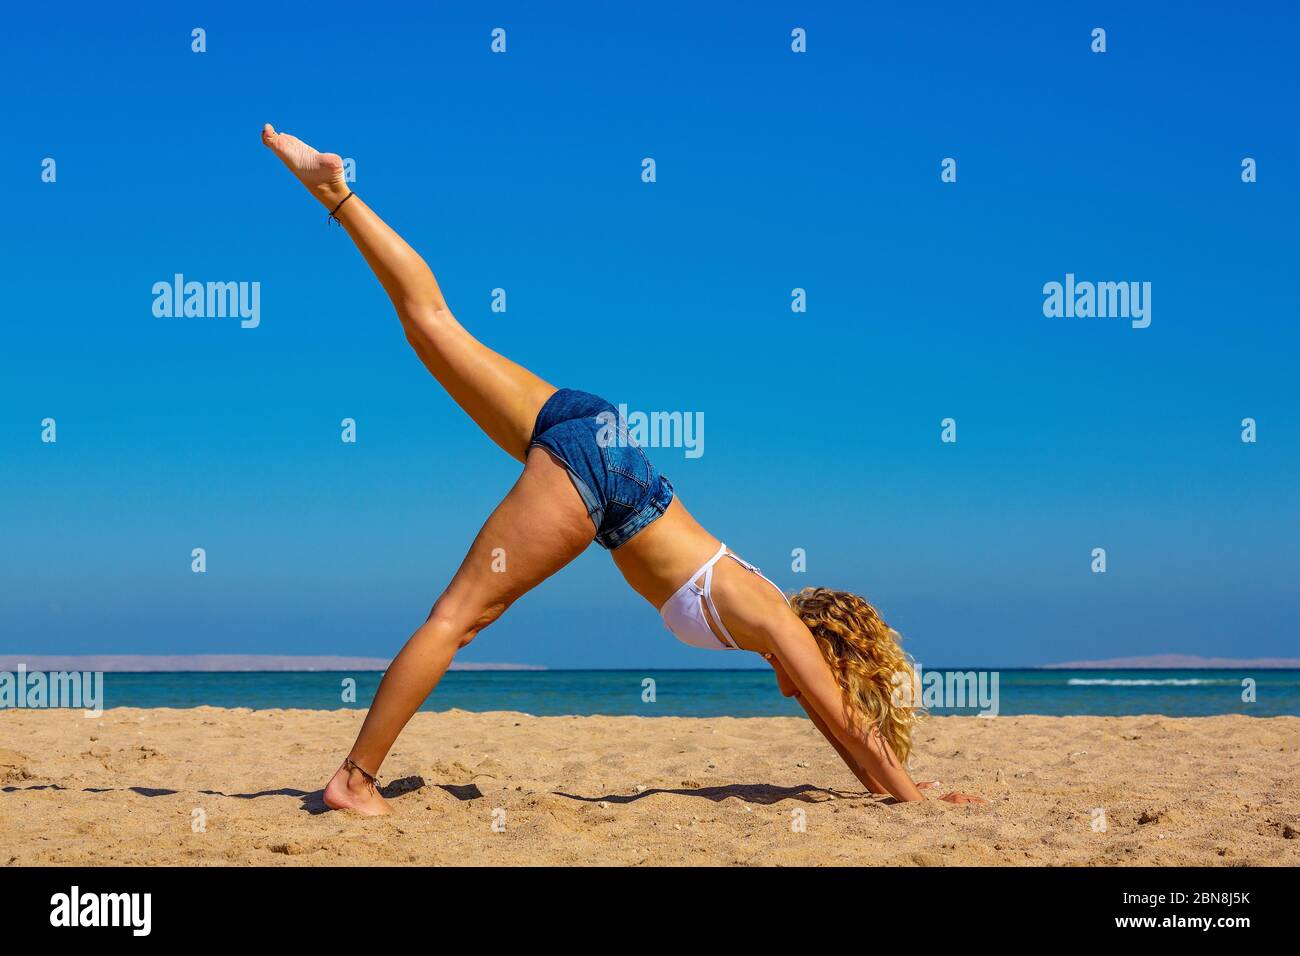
[2,1,1297,668]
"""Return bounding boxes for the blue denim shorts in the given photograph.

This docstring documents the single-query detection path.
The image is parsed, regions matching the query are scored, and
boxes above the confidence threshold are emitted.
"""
[530,388,674,550]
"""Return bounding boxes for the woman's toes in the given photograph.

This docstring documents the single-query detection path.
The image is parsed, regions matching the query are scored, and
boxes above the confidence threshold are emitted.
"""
[262,124,348,204]
[262,125,307,164]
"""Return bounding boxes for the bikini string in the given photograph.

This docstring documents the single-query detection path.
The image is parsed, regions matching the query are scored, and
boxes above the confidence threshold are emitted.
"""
[327,191,355,226]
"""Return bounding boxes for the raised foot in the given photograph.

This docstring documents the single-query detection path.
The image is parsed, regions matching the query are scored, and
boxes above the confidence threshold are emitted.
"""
[261,123,349,208]
[322,762,391,816]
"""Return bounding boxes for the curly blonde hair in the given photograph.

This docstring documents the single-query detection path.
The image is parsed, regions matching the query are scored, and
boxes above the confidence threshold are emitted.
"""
[787,587,923,764]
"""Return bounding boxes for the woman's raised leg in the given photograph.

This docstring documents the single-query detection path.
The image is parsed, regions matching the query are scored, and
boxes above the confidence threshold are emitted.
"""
[261,123,555,461]
[324,447,594,815]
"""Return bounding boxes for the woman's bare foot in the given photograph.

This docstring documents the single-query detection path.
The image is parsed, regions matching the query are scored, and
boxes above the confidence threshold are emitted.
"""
[261,123,349,209]
[322,761,391,816]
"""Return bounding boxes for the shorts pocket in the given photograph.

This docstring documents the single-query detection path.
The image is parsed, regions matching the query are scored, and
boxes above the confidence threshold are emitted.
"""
[602,442,652,507]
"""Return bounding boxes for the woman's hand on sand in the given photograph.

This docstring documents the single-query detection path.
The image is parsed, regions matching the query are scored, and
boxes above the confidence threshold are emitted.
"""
[938,791,986,804]
[914,779,985,802]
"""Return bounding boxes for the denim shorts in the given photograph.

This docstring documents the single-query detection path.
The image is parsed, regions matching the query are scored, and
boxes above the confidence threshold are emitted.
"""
[530,388,674,550]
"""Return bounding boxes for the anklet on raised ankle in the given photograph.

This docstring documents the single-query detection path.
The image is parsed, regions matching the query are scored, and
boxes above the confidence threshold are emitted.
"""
[327,191,355,226]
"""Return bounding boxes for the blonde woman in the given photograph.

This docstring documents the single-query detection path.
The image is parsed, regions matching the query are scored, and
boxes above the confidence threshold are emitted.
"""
[262,124,984,816]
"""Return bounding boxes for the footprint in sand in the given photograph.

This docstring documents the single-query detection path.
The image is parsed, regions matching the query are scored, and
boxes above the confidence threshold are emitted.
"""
[0,749,32,785]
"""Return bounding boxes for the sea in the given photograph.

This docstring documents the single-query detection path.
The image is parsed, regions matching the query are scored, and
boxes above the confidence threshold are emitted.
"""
[29,668,1300,718]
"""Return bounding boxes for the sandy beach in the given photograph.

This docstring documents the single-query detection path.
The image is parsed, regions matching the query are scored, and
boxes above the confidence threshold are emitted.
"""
[1,708,1296,866]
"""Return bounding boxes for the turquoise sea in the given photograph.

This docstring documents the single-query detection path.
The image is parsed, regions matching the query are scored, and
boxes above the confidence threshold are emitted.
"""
[21,668,1300,717]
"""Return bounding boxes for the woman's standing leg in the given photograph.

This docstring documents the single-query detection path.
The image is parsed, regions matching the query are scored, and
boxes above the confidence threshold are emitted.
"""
[323,446,593,815]
[262,123,555,460]
[262,125,594,814]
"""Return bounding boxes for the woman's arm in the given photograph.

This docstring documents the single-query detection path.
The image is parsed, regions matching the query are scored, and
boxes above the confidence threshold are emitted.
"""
[769,625,926,802]
[769,629,985,804]
[767,654,890,793]
[798,695,893,794]
[711,568,981,804]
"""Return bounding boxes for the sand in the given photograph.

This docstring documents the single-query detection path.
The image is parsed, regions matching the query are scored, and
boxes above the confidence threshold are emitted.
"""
[1,708,1296,866]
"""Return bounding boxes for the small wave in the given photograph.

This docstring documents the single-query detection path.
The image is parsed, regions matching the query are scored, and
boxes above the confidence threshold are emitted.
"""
[1066,678,1230,687]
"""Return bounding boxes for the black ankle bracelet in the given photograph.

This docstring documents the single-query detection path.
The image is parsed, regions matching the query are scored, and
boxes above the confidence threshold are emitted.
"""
[327,191,355,226]
[343,756,380,791]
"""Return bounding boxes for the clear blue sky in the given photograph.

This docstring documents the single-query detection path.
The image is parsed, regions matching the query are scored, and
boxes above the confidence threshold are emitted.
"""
[2,2,1296,668]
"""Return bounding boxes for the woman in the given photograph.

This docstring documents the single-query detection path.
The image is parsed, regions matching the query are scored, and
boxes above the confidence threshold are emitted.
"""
[261,124,982,816]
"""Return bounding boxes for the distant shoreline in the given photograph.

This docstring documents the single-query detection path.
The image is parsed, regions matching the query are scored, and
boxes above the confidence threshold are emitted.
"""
[0,655,544,673]
[1,653,1298,673]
